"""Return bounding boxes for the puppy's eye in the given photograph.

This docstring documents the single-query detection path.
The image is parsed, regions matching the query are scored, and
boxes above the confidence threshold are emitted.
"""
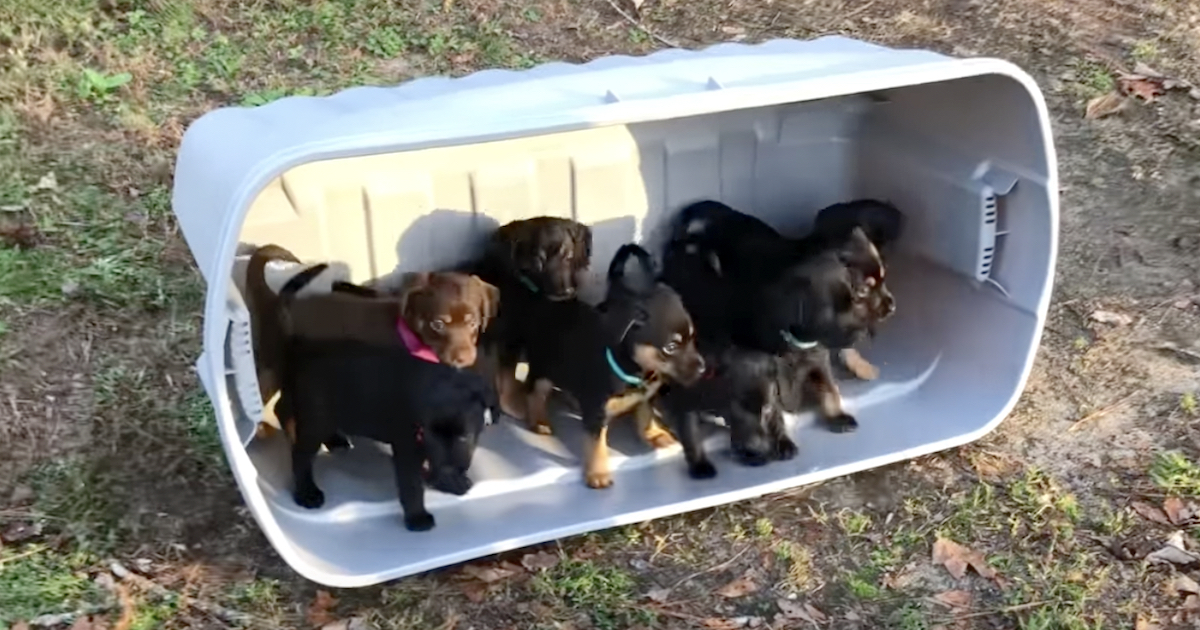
[429,319,446,333]
[465,314,478,330]
[661,342,678,356]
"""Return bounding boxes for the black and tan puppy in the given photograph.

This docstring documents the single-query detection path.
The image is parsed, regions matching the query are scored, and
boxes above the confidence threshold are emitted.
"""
[517,244,706,489]
[282,336,496,532]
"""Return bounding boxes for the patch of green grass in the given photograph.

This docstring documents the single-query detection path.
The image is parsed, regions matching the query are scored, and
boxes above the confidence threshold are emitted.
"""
[774,540,817,592]
[892,602,929,630]
[25,457,121,552]
[0,546,104,628]
[837,510,872,536]
[1150,451,1200,496]
[129,595,180,630]
[1181,392,1198,417]
[845,572,881,600]
[227,578,282,609]
[1077,62,1115,94]
[754,517,774,538]
[1130,39,1160,61]
[532,559,646,630]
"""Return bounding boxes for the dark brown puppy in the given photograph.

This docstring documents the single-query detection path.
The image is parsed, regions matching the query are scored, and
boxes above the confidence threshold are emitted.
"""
[463,216,594,422]
[519,244,706,489]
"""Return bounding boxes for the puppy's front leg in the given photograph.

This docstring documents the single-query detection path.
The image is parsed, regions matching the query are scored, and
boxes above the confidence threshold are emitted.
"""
[669,406,716,479]
[582,421,612,489]
[634,401,678,449]
[763,398,798,460]
[391,431,434,532]
[524,378,555,435]
[839,348,879,381]
[805,368,858,433]
[291,437,325,509]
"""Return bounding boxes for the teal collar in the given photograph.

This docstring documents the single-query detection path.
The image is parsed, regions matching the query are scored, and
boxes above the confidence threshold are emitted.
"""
[780,330,819,350]
[606,348,644,386]
[518,274,539,293]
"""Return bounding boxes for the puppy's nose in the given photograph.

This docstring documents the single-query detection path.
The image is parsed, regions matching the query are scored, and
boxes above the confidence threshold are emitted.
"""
[447,350,476,368]
[694,357,707,378]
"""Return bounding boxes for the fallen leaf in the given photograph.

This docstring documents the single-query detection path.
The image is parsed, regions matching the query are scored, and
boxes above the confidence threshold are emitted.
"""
[68,616,94,630]
[462,563,517,583]
[715,575,758,598]
[321,620,349,630]
[1186,594,1200,611]
[803,604,828,623]
[844,611,861,621]
[646,587,672,603]
[459,580,490,603]
[1147,532,1200,566]
[1091,309,1134,326]
[1136,613,1162,630]
[1164,497,1196,525]
[628,0,645,13]
[777,598,818,623]
[933,537,996,580]
[1132,501,1173,526]
[0,224,40,250]
[932,590,973,610]
[306,590,339,627]
[1085,91,1128,119]
[1119,75,1167,101]
[520,551,559,572]
[12,623,29,630]
[1173,574,1200,596]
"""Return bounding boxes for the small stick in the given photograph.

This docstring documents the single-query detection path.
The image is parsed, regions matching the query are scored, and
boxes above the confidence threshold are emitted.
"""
[1067,391,1139,432]
[0,545,45,566]
[932,599,1053,622]
[667,545,751,592]
[110,561,265,628]
[601,0,680,48]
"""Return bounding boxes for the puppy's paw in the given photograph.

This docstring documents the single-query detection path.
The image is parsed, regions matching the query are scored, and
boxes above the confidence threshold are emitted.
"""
[293,486,325,509]
[647,431,678,449]
[431,473,473,496]
[688,459,718,480]
[404,511,436,532]
[824,414,859,433]
[585,471,614,489]
[849,361,879,381]
[773,437,799,460]
[530,420,554,435]
[734,447,772,467]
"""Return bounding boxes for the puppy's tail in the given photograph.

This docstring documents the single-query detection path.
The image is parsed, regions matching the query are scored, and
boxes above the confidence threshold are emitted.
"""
[608,243,656,286]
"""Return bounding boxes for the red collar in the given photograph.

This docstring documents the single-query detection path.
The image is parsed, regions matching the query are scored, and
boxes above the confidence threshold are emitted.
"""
[396,318,440,364]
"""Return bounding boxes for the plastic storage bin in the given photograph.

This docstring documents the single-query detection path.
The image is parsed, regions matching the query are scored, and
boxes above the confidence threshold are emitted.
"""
[172,36,1058,587]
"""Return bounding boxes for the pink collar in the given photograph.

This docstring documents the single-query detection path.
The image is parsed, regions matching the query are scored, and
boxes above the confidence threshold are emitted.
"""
[396,318,440,364]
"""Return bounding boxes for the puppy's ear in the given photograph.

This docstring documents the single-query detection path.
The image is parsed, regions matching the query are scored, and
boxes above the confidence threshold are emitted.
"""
[396,272,431,321]
[570,223,593,271]
[471,275,501,329]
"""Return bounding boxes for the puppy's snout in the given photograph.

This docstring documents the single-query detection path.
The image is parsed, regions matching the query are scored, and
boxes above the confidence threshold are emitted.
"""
[693,356,707,379]
[446,346,477,368]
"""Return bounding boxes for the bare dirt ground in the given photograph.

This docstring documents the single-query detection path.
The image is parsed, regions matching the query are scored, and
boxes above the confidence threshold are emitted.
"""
[1,0,1199,628]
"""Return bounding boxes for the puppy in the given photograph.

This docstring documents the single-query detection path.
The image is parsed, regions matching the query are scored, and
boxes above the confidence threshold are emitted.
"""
[675,200,896,381]
[283,272,499,368]
[805,199,904,379]
[667,203,873,434]
[462,217,594,421]
[282,336,496,531]
[518,244,706,489]
[474,216,592,301]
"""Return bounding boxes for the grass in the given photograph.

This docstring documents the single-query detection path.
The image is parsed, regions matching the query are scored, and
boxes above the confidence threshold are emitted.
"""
[1,0,1199,627]
[532,559,648,630]
[1150,450,1200,496]
[0,547,104,628]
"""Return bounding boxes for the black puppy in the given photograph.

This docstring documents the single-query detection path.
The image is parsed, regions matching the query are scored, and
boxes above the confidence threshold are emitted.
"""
[282,336,496,531]
[462,217,593,423]
[519,244,706,489]
[675,200,894,382]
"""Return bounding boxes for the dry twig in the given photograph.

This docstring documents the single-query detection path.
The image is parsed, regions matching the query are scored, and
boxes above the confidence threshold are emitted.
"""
[601,0,680,47]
